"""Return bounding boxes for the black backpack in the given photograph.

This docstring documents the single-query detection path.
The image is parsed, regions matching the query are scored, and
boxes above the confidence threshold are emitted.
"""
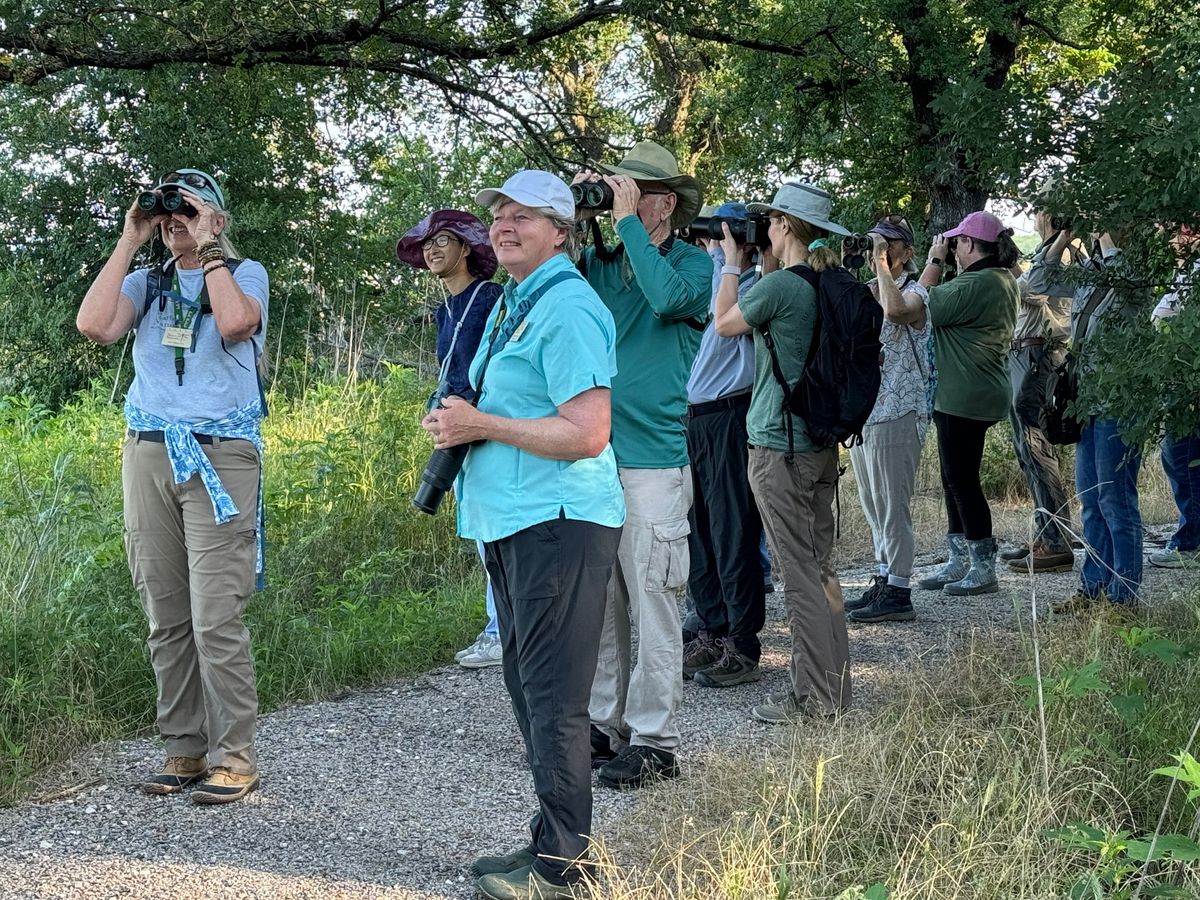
[759,264,883,454]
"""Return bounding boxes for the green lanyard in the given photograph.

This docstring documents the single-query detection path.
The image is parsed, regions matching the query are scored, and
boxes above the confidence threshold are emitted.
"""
[168,272,202,386]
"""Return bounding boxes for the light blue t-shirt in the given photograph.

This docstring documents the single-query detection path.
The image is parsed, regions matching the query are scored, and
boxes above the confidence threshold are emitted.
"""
[121,261,269,423]
[456,253,626,543]
[686,247,757,404]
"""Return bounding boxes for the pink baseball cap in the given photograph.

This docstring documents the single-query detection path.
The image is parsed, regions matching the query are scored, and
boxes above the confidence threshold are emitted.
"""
[943,210,1011,242]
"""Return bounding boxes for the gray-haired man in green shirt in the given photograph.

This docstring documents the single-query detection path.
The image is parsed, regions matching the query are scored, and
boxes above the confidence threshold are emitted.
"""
[573,141,713,790]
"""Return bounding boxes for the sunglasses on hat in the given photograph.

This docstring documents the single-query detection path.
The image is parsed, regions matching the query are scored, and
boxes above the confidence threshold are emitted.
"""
[160,171,218,193]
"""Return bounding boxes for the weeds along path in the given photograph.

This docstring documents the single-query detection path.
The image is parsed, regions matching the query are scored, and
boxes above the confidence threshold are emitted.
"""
[0,539,1195,900]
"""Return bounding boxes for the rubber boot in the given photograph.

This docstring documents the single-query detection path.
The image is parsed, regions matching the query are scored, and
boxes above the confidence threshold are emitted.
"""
[917,534,969,590]
[944,537,1000,596]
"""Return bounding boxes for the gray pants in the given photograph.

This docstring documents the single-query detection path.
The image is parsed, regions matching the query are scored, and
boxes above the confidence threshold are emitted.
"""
[484,518,622,884]
[590,467,691,752]
[1009,345,1072,551]
[748,447,851,715]
[848,412,922,583]
[123,435,260,774]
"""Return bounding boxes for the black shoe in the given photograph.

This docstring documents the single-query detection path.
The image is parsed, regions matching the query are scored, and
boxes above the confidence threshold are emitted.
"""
[848,585,917,623]
[590,725,617,770]
[999,542,1030,562]
[470,846,538,878]
[845,575,887,612]
[597,745,679,790]
[693,648,762,687]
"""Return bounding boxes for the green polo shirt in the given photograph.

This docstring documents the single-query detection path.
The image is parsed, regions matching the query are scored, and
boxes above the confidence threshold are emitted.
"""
[738,268,819,453]
[582,216,712,468]
[927,265,1018,421]
[456,253,626,543]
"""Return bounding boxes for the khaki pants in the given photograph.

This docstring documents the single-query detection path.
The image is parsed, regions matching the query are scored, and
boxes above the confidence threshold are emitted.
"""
[849,412,922,582]
[748,447,851,714]
[123,435,260,773]
[589,467,692,752]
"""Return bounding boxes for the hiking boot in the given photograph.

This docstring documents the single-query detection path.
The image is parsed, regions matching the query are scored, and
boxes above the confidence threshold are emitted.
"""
[999,542,1030,562]
[917,534,969,590]
[751,693,835,724]
[597,745,679,790]
[477,865,589,900]
[470,846,537,879]
[1007,541,1075,573]
[1051,590,1104,616]
[191,767,259,805]
[845,574,887,612]
[141,756,208,795]
[590,725,617,770]
[944,537,1000,596]
[459,633,503,669]
[693,646,762,687]
[848,585,916,623]
[682,632,723,679]
[1148,547,1200,569]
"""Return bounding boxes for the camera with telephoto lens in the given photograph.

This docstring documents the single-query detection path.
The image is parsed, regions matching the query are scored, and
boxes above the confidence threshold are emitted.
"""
[679,214,771,249]
[842,233,873,269]
[1050,215,1072,232]
[571,180,616,212]
[137,189,197,218]
[412,383,475,515]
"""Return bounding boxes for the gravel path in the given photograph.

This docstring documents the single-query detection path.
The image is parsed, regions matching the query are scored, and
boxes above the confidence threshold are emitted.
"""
[1,535,1195,900]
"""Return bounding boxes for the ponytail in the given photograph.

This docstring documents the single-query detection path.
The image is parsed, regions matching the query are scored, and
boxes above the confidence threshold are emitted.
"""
[973,230,1019,269]
[784,214,840,271]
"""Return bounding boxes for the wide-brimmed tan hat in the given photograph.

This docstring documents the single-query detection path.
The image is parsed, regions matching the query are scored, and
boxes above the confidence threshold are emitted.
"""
[600,141,704,227]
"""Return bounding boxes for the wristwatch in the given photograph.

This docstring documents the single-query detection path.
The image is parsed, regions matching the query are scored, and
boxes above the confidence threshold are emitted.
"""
[927,257,944,268]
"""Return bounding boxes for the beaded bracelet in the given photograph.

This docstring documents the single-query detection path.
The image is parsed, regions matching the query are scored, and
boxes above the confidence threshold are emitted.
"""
[203,261,228,277]
[197,248,225,266]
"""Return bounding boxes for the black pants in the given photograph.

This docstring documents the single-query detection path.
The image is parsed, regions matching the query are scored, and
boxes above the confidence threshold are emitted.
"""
[934,410,998,541]
[483,517,622,885]
[1008,345,1073,551]
[686,396,766,660]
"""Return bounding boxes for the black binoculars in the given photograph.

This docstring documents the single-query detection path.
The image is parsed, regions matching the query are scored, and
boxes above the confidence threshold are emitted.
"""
[679,214,771,249]
[136,189,196,218]
[571,181,615,211]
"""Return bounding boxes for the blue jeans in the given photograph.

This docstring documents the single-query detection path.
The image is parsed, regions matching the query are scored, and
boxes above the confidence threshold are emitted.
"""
[478,539,499,637]
[1161,431,1200,552]
[1076,417,1143,602]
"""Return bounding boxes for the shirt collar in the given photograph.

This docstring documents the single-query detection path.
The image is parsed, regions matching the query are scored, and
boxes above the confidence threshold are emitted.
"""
[503,252,573,304]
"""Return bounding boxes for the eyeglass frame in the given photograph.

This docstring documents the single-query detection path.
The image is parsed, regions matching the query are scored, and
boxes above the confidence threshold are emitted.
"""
[421,233,463,250]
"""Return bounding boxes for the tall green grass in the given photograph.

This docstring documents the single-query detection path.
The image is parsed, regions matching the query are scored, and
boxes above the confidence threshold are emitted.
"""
[0,369,481,805]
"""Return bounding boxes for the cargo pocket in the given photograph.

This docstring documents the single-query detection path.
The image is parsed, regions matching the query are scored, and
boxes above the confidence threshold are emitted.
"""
[644,517,691,593]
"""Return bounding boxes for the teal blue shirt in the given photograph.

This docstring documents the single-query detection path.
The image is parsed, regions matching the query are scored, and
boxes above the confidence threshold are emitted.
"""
[582,217,711,468]
[456,253,626,543]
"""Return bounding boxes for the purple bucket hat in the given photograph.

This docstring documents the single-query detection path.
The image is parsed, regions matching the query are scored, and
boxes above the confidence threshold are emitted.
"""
[396,209,498,280]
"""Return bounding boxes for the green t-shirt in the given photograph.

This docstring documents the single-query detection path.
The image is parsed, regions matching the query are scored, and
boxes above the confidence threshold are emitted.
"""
[927,266,1018,421]
[583,216,712,468]
[738,268,819,453]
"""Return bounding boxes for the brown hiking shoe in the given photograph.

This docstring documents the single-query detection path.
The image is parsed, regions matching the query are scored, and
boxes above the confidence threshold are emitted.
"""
[1007,541,1074,573]
[682,632,723,679]
[191,767,260,805]
[142,756,208,795]
[1051,590,1103,616]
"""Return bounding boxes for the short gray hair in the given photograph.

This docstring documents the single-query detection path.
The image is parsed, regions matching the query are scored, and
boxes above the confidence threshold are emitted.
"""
[489,200,580,262]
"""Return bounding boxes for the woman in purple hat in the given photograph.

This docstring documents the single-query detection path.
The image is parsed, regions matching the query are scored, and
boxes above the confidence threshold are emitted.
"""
[917,210,1019,596]
[397,210,502,667]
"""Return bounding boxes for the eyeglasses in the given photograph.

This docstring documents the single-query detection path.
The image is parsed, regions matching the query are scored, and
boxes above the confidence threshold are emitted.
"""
[422,234,461,250]
[160,171,217,192]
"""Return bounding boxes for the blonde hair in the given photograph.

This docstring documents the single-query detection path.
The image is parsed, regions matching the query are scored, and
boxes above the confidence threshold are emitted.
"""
[212,204,242,260]
[782,214,839,271]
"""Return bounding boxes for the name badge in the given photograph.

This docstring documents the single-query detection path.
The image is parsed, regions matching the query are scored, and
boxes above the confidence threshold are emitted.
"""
[511,320,531,342]
[161,326,194,349]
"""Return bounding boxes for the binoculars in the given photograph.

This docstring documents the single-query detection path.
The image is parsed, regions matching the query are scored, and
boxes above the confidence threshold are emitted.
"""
[679,214,772,249]
[571,181,616,211]
[136,189,196,218]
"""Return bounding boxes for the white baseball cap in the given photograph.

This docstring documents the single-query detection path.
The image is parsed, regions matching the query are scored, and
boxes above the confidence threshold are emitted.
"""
[475,170,575,219]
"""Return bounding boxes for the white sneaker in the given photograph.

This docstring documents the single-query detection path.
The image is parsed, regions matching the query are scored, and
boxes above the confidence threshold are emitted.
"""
[454,632,487,662]
[458,633,503,669]
[1148,548,1200,569]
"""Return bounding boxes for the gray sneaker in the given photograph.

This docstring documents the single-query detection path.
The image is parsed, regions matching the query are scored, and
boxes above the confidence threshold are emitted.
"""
[752,693,835,724]
[1149,548,1200,569]
[455,632,488,662]
[459,633,503,669]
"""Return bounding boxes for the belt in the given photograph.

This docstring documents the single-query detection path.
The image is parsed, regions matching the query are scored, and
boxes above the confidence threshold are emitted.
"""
[688,392,751,418]
[127,429,216,445]
[1011,337,1046,351]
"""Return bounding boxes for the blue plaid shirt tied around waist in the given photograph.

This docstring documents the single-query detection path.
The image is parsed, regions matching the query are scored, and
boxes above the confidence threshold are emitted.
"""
[125,399,266,587]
